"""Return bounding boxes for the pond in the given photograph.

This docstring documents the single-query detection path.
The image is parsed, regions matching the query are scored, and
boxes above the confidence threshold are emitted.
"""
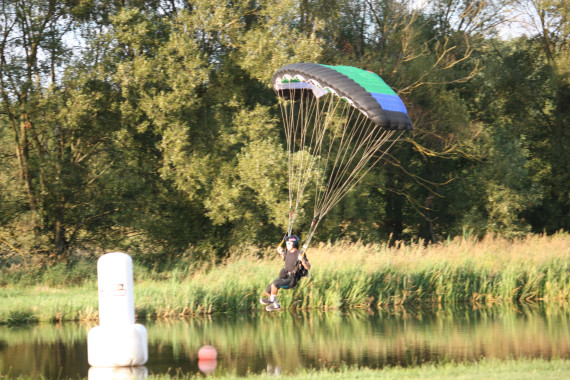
[1,305,569,378]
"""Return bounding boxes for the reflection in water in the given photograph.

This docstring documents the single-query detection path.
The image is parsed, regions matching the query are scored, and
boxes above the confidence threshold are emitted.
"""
[0,305,569,378]
[198,359,217,374]
[88,366,148,380]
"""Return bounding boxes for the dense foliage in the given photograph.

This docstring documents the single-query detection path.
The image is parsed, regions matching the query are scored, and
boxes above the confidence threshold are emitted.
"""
[0,0,568,263]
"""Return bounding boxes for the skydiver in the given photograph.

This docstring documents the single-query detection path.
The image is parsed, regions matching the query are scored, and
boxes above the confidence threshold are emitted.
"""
[260,235,311,311]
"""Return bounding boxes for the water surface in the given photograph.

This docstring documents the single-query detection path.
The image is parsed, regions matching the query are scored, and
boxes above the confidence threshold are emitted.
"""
[1,305,568,378]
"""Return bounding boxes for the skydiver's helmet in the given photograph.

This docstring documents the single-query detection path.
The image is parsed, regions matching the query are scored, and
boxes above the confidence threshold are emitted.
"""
[285,235,300,249]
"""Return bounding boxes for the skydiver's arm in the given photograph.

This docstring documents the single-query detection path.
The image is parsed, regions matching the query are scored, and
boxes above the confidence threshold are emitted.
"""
[298,253,311,270]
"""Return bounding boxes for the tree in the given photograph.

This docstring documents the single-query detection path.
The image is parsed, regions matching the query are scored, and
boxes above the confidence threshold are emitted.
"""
[0,1,167,259]
[95,1,323,253]
[299,0,504,241]
[0,0,98,256]
[519,0,570,232]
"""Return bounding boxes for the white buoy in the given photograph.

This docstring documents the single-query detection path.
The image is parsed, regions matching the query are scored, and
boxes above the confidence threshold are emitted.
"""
[88,252,148,368]
[97,252,135,326]
[87,324,148,367]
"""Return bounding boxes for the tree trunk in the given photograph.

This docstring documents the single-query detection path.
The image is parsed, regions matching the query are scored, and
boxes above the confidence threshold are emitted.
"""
[19,114,39,228]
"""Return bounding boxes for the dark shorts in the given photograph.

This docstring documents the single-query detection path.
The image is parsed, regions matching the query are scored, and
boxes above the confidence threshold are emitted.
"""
[265,275,298,293]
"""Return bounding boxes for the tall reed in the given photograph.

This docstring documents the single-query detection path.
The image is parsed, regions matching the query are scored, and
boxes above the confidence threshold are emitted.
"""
[125,232,570,317]
[1,233,569,323]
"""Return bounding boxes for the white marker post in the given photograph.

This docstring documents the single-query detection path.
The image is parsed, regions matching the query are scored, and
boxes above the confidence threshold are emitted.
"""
[88,252,148,370]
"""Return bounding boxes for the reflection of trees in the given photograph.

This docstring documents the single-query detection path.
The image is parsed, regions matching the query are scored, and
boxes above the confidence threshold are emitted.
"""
[1,306,569,377]
[144,306,570,373]
[0,341,89,378]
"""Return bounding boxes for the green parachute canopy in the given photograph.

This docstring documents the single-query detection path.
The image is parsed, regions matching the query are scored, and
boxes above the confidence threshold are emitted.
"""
[273,63,413,130]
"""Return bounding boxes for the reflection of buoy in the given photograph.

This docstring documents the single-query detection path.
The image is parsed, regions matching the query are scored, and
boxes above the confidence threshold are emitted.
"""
[198,359,217,374]
[198,345,218,360]
[88,365,148,380]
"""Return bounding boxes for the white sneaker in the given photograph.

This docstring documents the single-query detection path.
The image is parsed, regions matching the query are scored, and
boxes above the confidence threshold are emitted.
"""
[266,302,281,312]
[259,298,271,305]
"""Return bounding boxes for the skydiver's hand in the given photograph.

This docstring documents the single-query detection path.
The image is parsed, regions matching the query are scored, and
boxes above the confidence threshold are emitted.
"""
[277,246,284,255]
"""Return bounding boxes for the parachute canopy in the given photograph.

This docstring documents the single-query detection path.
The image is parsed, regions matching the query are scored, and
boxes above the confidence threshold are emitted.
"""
[273,63,413,130]
[273,63,413,249]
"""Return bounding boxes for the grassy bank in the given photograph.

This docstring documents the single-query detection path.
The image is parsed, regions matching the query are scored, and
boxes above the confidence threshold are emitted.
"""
[1,233,569,324]
[151,357,570,379]
[2,358,570,379]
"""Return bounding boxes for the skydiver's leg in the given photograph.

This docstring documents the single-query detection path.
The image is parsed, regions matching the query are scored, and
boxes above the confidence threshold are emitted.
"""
[261,280,279,305]
[261,279,285,310]
[266,284,281,311]
[270,283,278,297]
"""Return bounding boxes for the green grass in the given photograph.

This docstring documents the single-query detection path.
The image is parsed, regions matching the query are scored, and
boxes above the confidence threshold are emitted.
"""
[166,358,570,379]
[1,358,569,379]
[1,233,569,324]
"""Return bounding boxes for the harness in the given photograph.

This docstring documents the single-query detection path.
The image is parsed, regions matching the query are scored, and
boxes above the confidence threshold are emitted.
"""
[278,246,310,289]
[286,258,309,288]
[293,259,309,280]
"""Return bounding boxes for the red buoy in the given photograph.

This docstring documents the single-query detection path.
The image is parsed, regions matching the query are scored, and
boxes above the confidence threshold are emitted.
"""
[197,345,218,361]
